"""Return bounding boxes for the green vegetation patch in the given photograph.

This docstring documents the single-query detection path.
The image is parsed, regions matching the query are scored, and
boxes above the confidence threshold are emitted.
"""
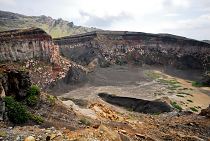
[190,107,198,112]
[79,118,91,126]
[192,81,209,87]
[171,101,182,111]
[4,96,29,124]
[158,79,180,85]
[47,95,56,105]
[145,71,182,91]
[29,114,44,124]
[145,71,161,79]
[27,85,40,96]
[27,95,39,106]
[0,130,7,137]
[4,84,44,124]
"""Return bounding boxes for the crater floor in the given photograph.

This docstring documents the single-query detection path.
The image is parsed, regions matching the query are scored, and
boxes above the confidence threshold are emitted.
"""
[59,65,210,112]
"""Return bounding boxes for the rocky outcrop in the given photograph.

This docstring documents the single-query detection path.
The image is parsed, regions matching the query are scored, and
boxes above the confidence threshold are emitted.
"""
[200,105,210,118]
[0,28,90,90]
[200,73,210,86]
[0,68,31,99]
[63,65,87,84]
[0,67,31,120]
[98,93,172,114]
[0,28,60,64]
[54,31,210,70]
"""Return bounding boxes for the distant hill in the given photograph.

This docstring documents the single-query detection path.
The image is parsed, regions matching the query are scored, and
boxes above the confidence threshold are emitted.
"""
[0,10,98,38]
[203,40,210,44]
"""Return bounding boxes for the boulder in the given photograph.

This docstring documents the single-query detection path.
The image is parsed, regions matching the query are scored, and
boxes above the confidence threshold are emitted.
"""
[24,136,35,141]
[200,105,210,118]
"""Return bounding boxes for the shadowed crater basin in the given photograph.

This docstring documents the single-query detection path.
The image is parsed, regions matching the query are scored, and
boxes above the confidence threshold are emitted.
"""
[98,93,172,114]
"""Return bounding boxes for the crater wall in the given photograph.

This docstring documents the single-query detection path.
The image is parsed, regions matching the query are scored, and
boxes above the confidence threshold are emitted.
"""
[0,28,60,64]
[54,31,210,70]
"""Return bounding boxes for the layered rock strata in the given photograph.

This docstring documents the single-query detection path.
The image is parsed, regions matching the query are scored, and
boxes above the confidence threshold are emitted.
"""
[54,31,210,70]
[0,28,60,64]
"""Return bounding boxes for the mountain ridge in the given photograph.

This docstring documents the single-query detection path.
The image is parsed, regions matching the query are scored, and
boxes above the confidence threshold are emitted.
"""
[0,10,98,38]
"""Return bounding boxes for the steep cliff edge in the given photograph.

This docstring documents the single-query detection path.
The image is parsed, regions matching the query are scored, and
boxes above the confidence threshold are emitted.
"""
[54,31,210,70]
[0,28,88,89]
[0,28,60,64]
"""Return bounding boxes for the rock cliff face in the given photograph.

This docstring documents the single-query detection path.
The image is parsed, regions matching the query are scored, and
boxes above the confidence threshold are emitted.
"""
[0,28,89,89]
[0,67,31,99]
[0,28,60,64]
[54,31,210,70]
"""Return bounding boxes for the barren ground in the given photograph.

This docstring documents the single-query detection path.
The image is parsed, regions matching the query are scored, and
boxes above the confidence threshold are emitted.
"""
[59,65,210,112]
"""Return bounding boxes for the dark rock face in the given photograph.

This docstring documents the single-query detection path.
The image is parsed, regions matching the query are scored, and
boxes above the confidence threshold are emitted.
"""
[63,66,87,84]
[54,31,210,70]
[98,93,172,114]
[200,74,210,86]
[0,68,31,99]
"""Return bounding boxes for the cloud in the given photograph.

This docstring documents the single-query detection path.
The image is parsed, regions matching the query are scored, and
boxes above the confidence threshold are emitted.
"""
[79,11,133,28]
[162,0,190,7]
[152,14,210,39]
[164,13,179,17]
[0,0,16,5]
[161,14,210,30]
[1,0,210,39]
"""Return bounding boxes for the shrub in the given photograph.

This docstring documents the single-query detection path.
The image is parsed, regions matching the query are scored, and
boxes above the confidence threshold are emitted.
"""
[27,85,40,96]
[190,107,198,112]
[27,95,38,106]
[171,102,182,111]
[47,95,56,105]
[4,96,29,124]
[79,118,91,126]
[29,114,44,124]
[192,81,208,87]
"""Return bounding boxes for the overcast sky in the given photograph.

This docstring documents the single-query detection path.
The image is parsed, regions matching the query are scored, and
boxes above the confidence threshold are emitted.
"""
[0,0,210,40]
